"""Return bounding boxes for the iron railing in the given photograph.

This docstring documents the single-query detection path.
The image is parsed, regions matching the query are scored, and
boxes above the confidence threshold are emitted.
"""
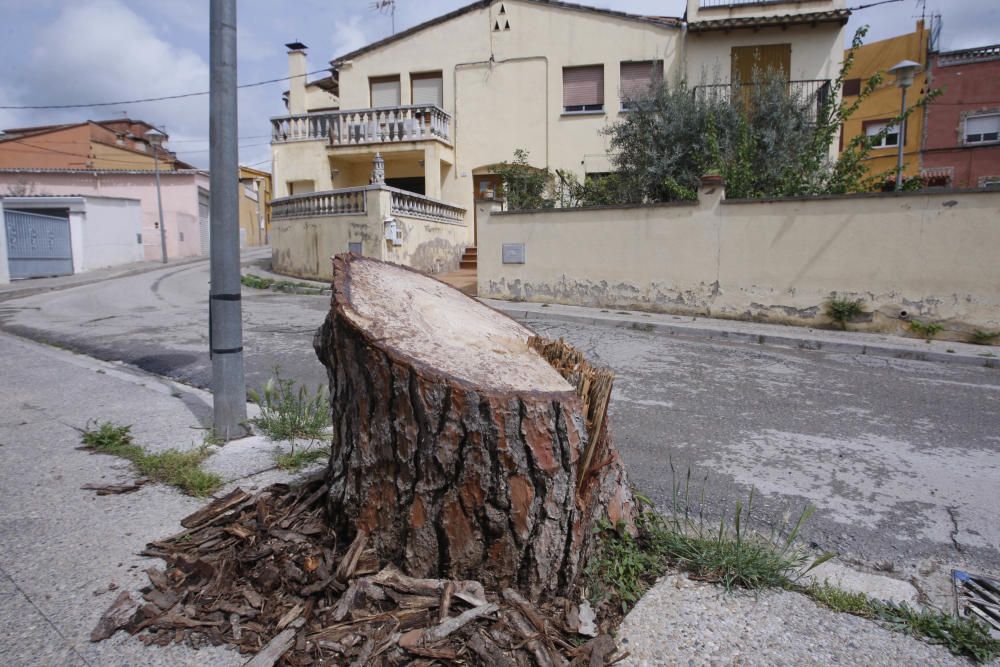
[271,105,453,146]
[692,79,831,122]
[699,0,828,6]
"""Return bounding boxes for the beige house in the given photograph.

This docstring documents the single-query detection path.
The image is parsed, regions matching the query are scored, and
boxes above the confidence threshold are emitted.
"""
[270,0,848,280]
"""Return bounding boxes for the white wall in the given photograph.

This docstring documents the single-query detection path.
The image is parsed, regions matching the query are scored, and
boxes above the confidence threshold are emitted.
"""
[478,188,1000,336]
[0,199,9,284]
[77,197,143,270]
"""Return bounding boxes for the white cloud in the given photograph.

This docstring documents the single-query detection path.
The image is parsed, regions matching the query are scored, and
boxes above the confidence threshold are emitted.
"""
[332,15,370,59]
[23,0,209,157]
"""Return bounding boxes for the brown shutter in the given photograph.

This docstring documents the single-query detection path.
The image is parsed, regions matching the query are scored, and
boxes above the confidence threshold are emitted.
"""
[620,60,663,101]
[731,44,791,82]
[563,65,604,108]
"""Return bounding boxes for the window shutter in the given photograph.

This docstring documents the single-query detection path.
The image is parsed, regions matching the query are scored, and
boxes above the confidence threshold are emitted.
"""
[620,61,662,101]
[411,75,443,106]
[966,115,1000,143]
[843,78,861,97]
[563,66,604,108]
[370,78,401,107]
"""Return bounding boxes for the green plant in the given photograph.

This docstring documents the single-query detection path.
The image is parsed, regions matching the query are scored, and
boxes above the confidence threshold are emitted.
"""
[803,582,1000,663]
[274,443,331,471]
[80,421,221,496]
[241,274,273,289]
[825,298,866,330]
[494,149,555,210]
[909,319,943,340]
[248,368,331,441]
[584,479,833,614]
[970,329,999,345]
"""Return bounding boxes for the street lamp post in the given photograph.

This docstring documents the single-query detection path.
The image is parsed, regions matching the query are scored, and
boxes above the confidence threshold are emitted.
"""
[144,128,169,263]
[887,59,922,192]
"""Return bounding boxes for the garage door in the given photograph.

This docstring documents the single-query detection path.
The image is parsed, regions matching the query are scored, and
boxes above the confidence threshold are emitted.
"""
[4,209,73,280]
[199,189,211,256]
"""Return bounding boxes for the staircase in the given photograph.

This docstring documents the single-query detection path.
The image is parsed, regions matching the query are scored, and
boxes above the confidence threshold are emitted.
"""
[459,246,477,270]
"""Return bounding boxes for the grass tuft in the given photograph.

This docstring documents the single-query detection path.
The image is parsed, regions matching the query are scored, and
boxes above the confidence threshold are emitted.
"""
[803,581,1000,663]
[825,298,866,331]
[909,319,944,340]
[81,421,221,497]
[274,444,331,471]
[249,368,330,442]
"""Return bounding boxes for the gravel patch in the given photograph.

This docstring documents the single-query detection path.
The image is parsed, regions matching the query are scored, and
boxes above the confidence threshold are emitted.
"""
[617,573,971,666]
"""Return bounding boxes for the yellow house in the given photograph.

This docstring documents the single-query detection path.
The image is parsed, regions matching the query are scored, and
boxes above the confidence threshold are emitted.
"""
[238,165,272,247]
[269,0,849,280]
[840,21,931,185]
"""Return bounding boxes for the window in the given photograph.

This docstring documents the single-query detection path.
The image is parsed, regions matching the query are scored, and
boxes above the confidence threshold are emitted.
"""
[965,114,1000,145]
[865,120,900,148]
[620,60,663,109]
[563,65,604,113]
[370,76,401,108]
[410,71,444,107]
[842,78,862,97]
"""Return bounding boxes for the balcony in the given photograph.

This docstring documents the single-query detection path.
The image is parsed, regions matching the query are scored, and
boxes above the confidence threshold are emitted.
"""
[692,79,831,122]
[271,105,453,147]
[271,185,465,224]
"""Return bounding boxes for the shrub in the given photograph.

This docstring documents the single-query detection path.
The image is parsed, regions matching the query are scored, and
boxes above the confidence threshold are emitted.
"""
[824,298,866,330]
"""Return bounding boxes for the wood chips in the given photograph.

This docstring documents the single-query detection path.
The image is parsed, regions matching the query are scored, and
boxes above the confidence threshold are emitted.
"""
[91,478,627,666]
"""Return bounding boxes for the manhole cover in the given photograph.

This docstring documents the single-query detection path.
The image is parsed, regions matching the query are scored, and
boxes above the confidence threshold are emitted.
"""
[952,569,1000,633]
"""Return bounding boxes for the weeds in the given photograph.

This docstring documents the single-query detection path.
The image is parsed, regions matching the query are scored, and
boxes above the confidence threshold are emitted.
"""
[80,422,221,496]
[970,329,999,345]
[241,273,322,294]
[241,274,273,289]
[909,319,943,340]
[585,480,833,614]
[824,298,865,330]
[249,368,330,441]
[274,443,331,471]
[803,581,1000,662]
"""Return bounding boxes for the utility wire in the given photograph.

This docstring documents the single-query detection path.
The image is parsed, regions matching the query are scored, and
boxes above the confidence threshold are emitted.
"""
[0,68,331,110]
[848,0,904,10]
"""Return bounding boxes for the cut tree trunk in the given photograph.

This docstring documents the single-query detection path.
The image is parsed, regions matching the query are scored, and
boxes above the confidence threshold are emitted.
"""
[313,254,635,601]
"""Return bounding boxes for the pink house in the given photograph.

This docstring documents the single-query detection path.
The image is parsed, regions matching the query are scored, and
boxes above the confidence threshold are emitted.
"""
[0,168,210,260]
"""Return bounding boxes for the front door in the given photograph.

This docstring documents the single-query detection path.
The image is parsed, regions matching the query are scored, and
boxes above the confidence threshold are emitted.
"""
[472,175,502,246]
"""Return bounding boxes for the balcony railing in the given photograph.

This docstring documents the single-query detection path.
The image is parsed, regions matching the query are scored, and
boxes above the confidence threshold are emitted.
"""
[271,187,367,220]
[388,186,465,224]
[692,79,831,122]
[271,185,466,224]
[271,105,453,146]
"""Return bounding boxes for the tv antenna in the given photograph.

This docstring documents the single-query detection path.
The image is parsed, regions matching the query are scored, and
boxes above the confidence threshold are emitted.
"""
[372,0,396,34]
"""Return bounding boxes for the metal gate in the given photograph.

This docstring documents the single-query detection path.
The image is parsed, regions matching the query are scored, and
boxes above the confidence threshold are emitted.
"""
[198,189,211,256]
[4,209,73,279]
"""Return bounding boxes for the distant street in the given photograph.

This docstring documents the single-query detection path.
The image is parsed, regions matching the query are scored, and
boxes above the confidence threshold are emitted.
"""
[1,254,998,586]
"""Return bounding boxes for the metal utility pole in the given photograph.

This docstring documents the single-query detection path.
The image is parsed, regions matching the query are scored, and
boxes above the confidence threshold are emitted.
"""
[209,0,247,438]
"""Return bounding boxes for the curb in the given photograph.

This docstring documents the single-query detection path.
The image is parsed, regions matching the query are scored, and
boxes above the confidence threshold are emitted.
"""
[491,304,999,370]
[0,255,208,303]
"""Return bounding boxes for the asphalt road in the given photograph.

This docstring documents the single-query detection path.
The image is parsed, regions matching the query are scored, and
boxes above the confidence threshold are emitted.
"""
[2,255,998,591]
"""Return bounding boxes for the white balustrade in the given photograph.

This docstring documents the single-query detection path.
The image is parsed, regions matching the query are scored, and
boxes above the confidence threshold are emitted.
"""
[271,105,452,146]
[271,188,368,220]
[388,187,465,223]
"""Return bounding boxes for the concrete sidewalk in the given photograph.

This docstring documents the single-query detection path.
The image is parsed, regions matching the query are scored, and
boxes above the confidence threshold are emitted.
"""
[0,332,319,666]
[486,299,999,369]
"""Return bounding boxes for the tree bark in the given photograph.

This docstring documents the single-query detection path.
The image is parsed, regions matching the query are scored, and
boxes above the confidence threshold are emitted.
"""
[314,254,635,600]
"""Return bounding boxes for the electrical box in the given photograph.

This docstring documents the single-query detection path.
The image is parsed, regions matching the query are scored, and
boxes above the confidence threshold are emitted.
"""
[384,218,403,246]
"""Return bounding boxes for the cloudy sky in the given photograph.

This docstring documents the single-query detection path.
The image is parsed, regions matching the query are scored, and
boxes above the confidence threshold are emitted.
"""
[1,0,996,170]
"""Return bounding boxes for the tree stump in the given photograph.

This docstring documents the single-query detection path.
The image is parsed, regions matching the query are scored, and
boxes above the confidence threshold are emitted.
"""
[313,254,635,600]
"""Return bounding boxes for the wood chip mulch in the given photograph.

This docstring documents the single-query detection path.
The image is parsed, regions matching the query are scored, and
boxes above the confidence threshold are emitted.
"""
[91,478,627,666]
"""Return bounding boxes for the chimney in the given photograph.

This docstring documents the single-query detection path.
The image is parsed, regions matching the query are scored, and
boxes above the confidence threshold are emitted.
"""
[285,41,309,115]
